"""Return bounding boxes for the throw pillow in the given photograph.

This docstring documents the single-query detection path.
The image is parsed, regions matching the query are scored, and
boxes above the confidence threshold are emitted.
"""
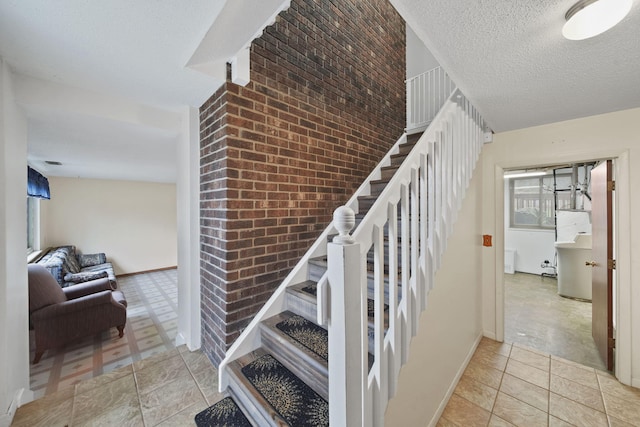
[78,253,107,268]
[64,270,108,283]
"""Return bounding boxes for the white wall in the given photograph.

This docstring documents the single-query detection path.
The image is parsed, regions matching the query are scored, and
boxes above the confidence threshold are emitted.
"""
[41,177,177,274]
[481,107,640,387]
[176,106,201,350]
[406,25,440,78]
[505,229,556,274]
[385,159,483,425]
[0,60,33,425]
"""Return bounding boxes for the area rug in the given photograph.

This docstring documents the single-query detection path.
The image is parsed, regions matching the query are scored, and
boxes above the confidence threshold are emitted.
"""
[194,396,252,427]
[241,354,329,426]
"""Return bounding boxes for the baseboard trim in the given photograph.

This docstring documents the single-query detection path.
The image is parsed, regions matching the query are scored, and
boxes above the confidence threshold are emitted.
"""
[427,332,483,427]
[117,266,177,277]
[0,387,32,427]
[483,330,497,341]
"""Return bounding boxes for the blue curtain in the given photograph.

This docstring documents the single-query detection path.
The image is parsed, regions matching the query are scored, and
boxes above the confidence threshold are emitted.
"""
[27,166,50,199]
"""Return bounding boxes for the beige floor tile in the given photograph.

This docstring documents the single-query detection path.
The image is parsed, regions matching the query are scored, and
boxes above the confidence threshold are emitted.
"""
[500,373,548,412]
[509,346,550,372]
[511,343,549,357]
[74,400,143,427]
[550,358,599,390]
[597,372,640,403]
[181,348,215,375]
[601,391,640,425]
[505,359,549,389]
[156,397,210,426]
[436,416,459,427]
[11,387,74,427]
[134,353,188,394]
[454,374,499,411]
[478,338,513,357]
[492,391,547,427]
[440,394,491,427]
[192,363,224,406]
[488,414,516,426]
[75,364,133,395]
[608,415,638,427]
[73,374,139,425]
[463,359,504,389]
[549,392,608,427]
[550,374,604,412]
[139,371,205,426]
[549,415,575,426]
[551,354,596,373]
[471,347,509,372]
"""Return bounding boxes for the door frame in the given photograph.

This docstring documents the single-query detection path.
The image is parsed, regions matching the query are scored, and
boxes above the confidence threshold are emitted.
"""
[492,151,632,385]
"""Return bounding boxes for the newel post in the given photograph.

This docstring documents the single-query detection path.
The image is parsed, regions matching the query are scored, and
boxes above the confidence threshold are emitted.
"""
[328,206,364,426]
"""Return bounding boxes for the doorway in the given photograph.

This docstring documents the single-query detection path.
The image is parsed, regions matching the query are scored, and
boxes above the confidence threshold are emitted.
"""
[502,161,613,371]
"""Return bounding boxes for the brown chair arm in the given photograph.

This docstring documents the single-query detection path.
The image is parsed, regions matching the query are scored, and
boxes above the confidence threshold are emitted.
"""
[62,278,113,300]
[31,291,117,320]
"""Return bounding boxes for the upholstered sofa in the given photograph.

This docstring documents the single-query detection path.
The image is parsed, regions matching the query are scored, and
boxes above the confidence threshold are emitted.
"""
[35,245,117,289]
[28,264,127,364]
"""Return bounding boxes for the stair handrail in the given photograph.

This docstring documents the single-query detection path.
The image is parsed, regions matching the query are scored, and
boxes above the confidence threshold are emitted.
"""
[327,88,486,425]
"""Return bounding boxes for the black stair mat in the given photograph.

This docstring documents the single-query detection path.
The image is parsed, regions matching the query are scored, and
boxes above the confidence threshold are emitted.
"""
[276,313,328,361]
[194,396,252,427]
[241,353,329,426]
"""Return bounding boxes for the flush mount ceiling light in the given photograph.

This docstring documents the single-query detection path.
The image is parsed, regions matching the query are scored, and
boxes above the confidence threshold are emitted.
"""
[504,171,547,179]
[562,0,632,40]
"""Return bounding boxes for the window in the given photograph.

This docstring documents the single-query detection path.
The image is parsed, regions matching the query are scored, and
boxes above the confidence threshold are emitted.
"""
[27,197,38,253]
[509,174,571,229]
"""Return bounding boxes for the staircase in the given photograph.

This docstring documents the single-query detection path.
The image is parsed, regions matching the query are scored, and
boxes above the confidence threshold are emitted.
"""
[196,69,487,426]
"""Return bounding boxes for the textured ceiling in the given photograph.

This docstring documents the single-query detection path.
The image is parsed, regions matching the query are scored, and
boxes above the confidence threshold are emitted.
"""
[0,0,227,109]
[392,0,640,132]
[1,0,639,183]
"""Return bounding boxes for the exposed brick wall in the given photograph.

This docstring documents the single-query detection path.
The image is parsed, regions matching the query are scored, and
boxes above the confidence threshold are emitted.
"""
[200,0,406,366]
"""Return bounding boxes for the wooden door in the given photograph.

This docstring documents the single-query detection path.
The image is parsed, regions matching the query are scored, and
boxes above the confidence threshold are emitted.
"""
[590,160,614,370]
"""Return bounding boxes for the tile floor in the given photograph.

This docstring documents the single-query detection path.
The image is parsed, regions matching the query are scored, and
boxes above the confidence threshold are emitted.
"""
[438,338,640,427]
[15,337,640,426]
[12,345,223,426]
[504,272,605,371]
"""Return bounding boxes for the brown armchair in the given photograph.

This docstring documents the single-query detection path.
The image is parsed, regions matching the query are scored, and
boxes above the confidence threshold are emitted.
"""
[28,264,127,364]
